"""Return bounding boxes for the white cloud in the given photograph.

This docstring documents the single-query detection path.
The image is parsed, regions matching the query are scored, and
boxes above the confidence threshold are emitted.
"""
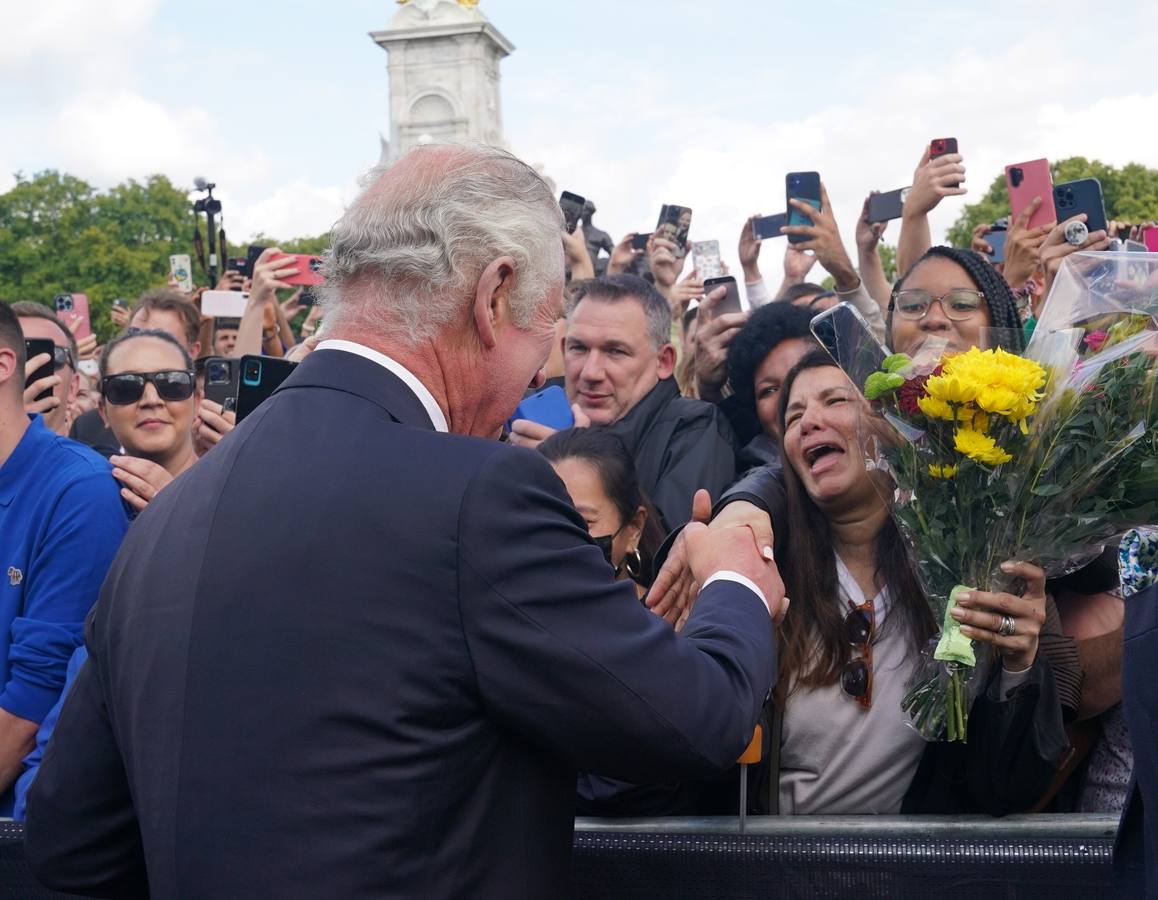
[2,0,159,76]
[229,180,353,243]
[45,90,272,193]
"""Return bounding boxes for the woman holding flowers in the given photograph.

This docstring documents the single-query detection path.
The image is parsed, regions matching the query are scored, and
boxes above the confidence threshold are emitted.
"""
[765,349,1067,815]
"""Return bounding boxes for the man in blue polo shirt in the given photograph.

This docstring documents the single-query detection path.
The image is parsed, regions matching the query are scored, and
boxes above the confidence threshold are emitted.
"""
[0,302,126,814]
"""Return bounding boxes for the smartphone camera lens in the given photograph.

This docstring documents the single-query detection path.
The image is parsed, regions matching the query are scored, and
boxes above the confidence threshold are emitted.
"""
[309,257,323,274]
[207,361,228,384]
[243,359,262,385]
[1010,168,1023,188]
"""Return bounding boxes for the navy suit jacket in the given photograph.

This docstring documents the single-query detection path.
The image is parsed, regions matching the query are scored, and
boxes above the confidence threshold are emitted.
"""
[24,348,776,899]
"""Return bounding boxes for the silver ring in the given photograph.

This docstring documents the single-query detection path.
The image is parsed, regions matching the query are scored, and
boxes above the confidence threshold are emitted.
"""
[998,614,1016,637]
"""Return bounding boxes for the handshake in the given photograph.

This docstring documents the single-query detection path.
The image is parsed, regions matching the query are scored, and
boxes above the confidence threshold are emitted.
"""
[648,489,789,630]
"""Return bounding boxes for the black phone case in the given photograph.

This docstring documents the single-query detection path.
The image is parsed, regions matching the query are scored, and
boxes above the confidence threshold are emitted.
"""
[24,339,55,403]
[703,277,741,317]
[1053,179,1108,235]
[235,355,298,422]
[867,189,907,224]
[786,173,821,244]
[753,214,787,241]
[560,192,585,235]
[203,358,241,409]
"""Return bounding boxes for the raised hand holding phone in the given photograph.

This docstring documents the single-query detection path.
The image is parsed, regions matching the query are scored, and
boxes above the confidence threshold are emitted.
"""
[782,182,859,291]
[1003,197,1054,288]
[693,280,749,403]
[904,145,967,218]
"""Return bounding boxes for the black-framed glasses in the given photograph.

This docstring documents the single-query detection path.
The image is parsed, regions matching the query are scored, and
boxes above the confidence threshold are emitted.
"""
[50,346,75,371]
[841,597,874,708]
[101,370,195,405]
[893,288,986,322]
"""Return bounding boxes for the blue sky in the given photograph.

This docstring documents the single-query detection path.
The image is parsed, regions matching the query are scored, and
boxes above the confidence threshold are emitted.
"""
[6,0,1158,277]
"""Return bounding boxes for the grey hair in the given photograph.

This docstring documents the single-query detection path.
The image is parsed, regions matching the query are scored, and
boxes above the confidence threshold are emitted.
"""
[565,274,673,350]
[319,144,564,345]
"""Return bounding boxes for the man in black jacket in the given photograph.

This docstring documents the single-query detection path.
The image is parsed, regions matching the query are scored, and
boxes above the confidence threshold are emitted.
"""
[24,143,783,900]
[511,274,736,531]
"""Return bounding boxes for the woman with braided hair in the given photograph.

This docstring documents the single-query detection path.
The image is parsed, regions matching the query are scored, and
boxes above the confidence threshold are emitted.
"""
[887,245,1025,356]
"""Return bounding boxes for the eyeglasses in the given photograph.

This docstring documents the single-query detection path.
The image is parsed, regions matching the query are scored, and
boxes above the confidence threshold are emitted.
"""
[50,346,75,370]
[893,289,986,322]
[841,597,874,708]
[101,370,195,405]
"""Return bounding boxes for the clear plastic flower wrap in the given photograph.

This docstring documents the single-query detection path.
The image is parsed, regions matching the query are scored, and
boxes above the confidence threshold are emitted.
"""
[812,259,1158,741]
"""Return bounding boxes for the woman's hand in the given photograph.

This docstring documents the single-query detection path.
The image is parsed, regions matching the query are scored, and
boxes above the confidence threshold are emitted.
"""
[110,455,175,512]
[950,561,1047,672]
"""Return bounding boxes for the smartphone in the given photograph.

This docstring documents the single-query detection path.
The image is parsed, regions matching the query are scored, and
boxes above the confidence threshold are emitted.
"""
[1144,227,1158,253]
[203,357,240,409]
[112,297,129,311]
[1053,178,1108,235]
[810,301,887,391]
[235,355,298,423]
[169,254,194,293]
[692,240,723,279]
[631,232,652,251]
[986,229,1008,264]
[559,191,585,234]
[867,188,909,224]
[655,205,692,258]
[930,138,959,188]
[1124,239,1147,254]
[24,338,55,403]
[508,385,574,432]
[752,213,787,241]
[246,244,267,277]
[269,253,324,287]
[226,256,250,278]
[53,293,92,340]
[703,275,742,318]
[786,172,821,244]
[200,290,249,318]
[1005,159,1055,231]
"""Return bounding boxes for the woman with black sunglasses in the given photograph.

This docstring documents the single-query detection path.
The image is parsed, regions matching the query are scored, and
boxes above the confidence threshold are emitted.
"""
[97,329,200,513]
[764,349,1067,816]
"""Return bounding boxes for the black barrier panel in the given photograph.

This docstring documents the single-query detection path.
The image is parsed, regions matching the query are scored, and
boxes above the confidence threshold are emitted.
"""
[0,816,1120,898]
[573,815,1120,899]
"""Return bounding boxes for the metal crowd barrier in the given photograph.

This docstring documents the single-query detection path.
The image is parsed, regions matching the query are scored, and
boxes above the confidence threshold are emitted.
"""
[0,815,1120,898]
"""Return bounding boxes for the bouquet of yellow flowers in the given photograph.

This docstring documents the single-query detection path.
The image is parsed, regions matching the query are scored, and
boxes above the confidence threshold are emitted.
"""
[825,255,1158,741]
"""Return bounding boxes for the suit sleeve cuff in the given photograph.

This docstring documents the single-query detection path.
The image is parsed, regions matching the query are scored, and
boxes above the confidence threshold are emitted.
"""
[701,571,770,615]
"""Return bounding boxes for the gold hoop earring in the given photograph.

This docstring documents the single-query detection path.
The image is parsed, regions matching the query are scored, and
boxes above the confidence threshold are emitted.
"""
[622,547,644,582]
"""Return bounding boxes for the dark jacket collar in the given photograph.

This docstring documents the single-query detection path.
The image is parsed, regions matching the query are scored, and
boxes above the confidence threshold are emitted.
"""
[274,349,438,432]
[608,377,680,452]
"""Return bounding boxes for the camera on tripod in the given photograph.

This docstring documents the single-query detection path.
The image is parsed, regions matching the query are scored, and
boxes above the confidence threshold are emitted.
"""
[192,177,221,216]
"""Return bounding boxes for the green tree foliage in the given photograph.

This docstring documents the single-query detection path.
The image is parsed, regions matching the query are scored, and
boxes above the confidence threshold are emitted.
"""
[0,171,330,341]
[946,158,1158,249]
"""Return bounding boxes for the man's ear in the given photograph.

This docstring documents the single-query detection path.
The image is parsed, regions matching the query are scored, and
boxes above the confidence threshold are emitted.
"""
[656,343,677,380]
[0,348,18,391]
[473,256,517,351]
[189,341,202,360]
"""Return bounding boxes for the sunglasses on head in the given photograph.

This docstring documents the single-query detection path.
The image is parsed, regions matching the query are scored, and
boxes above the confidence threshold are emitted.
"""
[50,345,75,370]
[101,370,195,406]
[841,597,874,708]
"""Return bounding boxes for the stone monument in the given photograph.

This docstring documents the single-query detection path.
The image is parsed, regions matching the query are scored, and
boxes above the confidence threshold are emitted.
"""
[371,0,514,164]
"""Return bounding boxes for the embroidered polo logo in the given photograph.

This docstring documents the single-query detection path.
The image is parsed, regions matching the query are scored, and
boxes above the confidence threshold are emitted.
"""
[7,567,21,587]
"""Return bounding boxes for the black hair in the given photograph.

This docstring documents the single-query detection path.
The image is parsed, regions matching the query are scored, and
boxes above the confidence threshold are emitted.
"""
[773,349,935,697]
[0,302,27,373]
[725,302,817,419]
[538,426,666,587]
[99,328,194,379]
[780,283,828,305]
[10,301,78,363]
[566,273,672,349]
[889,246,1024,351]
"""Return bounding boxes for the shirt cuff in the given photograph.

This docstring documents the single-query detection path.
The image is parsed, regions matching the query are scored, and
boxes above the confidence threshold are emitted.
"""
[702,571,770,616]
[745,278,772,308]
[999,664,1034,697]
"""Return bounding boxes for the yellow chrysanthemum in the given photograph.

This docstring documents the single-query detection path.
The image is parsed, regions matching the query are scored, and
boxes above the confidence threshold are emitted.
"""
[924,373,978,405]
[928,463,959,479]
[971,410,990,433]
[938,347,1046,429]
[954,427,1013,466]
[917,394,958,421]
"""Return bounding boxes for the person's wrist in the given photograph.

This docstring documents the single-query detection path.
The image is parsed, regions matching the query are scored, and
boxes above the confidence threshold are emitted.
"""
[827,257,859,292]
[741,262,761,283]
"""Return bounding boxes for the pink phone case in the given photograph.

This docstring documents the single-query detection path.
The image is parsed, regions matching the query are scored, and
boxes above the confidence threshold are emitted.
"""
[1005,159,1055,231]
[59,294,92,341]
[1144,228,1158,253]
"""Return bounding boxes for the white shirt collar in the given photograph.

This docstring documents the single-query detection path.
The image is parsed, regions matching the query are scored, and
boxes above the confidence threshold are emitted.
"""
[314,339,449,433]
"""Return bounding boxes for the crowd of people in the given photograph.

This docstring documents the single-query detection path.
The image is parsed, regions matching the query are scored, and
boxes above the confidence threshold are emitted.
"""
[0,139,1153,896]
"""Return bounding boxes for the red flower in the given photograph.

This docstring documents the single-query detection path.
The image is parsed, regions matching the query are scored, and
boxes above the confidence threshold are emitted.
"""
[1084,330,1109,352]
[898,374,930,416]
